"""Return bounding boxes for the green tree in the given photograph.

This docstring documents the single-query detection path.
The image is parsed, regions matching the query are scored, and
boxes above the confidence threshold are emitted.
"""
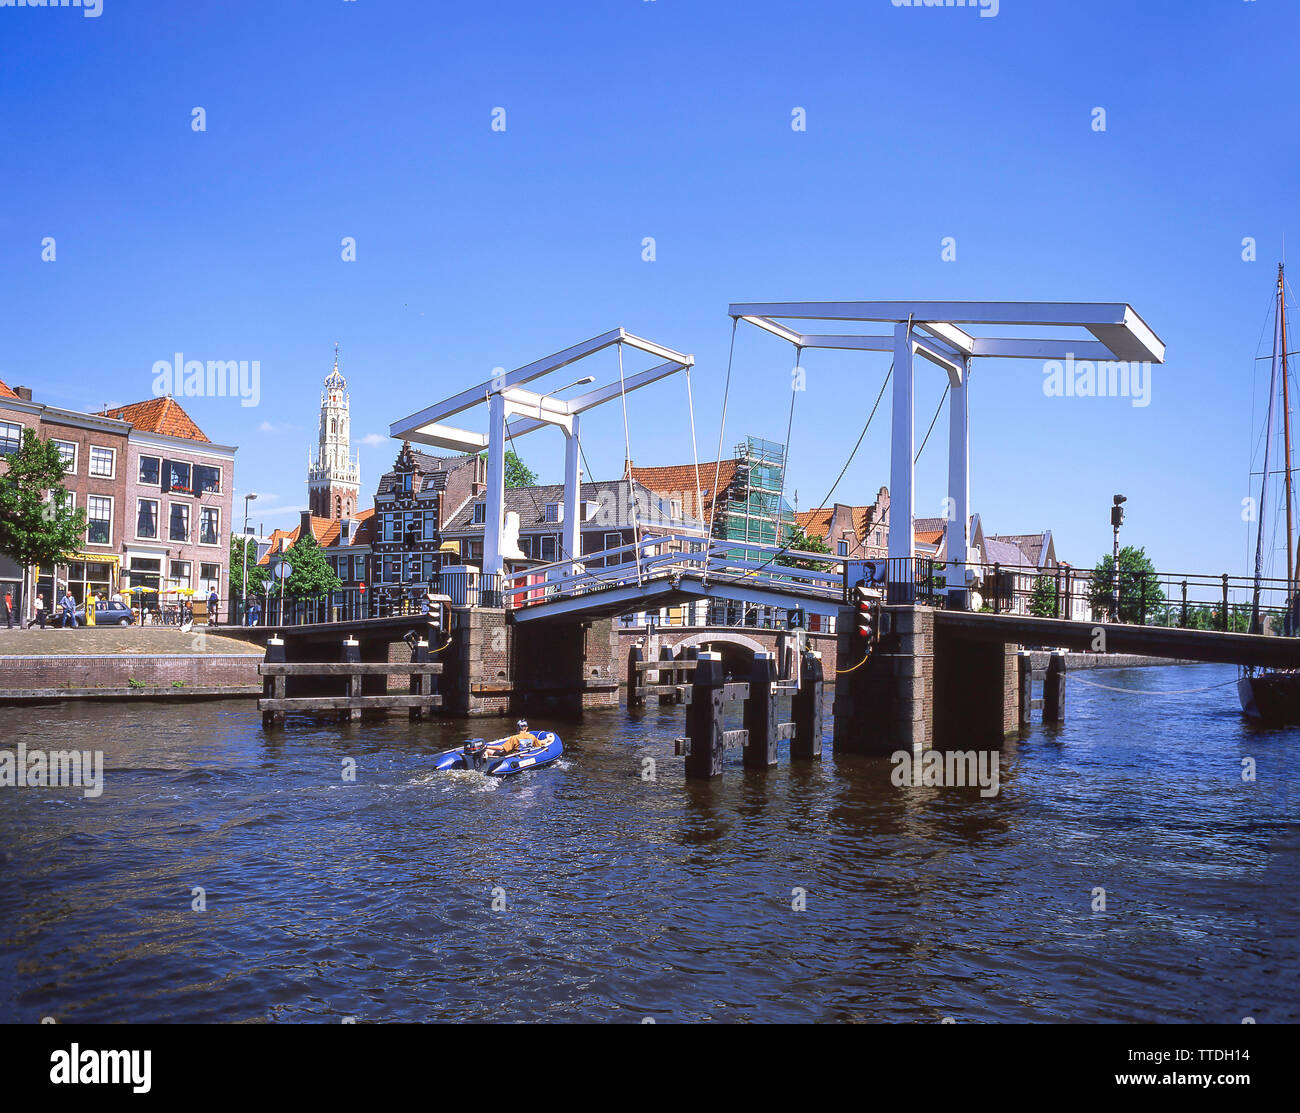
[228,534,267,602]
[480,449,537,488]
[1087,545,1165,623]
[277,533,342,599]
[776,525,833,571]
[0,429,86,616]
[1028,574,1059,618]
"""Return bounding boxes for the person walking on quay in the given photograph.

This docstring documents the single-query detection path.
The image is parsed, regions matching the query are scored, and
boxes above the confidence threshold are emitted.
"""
[248,599,262,627]
[1,590,13,629]
[28,593,46,630]
[59,590,76,628]
[207,588,219,626]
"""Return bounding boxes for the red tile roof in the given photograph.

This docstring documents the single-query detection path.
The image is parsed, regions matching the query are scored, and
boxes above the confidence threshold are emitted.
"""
[99,397,209,442]
[631,460,739,523]
[0,379,18,399]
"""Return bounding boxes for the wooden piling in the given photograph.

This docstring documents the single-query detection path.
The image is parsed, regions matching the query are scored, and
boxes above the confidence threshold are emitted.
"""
[658,644,678,705]
[262,638,286,729]
[1044,650,1066,724]
[742,651,778,769]
[685,651,726,779]
[343,638,362,723]
[410,638,430,722]
[628,643,644,708]
[791,651,824,760]
[1018,650,1034,729]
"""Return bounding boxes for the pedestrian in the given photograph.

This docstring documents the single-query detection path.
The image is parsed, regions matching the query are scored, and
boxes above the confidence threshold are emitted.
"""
[207,588,219,626]
[249,599,262,627]
[59,590,76,628]
[111,589,124,605]
[29,593,46,630]
[2,590,12,629]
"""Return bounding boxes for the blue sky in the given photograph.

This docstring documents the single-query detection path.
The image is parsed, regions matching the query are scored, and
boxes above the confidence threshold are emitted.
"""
[2,0,1298,578]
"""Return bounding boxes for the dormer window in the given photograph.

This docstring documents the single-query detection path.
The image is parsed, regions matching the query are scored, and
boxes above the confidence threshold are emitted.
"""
[472,502,486,525]
[583,500,600,522]
[401,473,413,494]
[545,503,562,524]
[670,498,683,518]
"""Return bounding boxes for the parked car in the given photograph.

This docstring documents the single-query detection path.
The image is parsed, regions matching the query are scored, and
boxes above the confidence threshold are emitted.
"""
[73,601,136,627]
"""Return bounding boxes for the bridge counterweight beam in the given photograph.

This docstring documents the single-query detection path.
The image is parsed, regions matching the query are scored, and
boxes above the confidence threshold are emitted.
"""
[484,390,507,578]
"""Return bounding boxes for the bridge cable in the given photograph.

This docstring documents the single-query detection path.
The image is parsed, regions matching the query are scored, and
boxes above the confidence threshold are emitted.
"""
[915,383,949,464]
[1068,674,1239,696]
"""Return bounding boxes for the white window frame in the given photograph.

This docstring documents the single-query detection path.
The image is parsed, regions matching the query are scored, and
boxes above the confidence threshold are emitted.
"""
[169,501,191,543]
[472,502,486,525]
[135,497,160,541]
[86,494,114,546]
[836,539,849,557]
[139,454,162,487]
[545,503,562,524]
[0,420,24,455]
[88,445,116,479]
[198,505,221,547]
[169,560,192,592]
[52,439,78,474]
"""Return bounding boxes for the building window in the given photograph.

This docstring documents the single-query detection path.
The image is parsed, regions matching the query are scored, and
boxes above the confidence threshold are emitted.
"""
[194,464,221,494]
[0,421,21,455]
[136,499,159,540]
[199,507,220,546]
[422,510,437,542]
[139,455,161,485]
[670,498,683,518]
[127,556,161,592]
[170,503,190,542]
[52,440,77,473]
[89,445,116,479]
[837,539,849,557]
[472,502,485,525]
[545,503,562,524]
[541,535,557,562]
[874,530,881,546]
[170,561,192,591]
[162,460,192,494]
[402,473,413,494]
[200,564,221,594]
[604,532,623,563]
[86,495,113,545]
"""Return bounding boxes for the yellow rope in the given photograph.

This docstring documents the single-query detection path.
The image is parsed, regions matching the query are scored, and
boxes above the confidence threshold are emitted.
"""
[836,651,872,675]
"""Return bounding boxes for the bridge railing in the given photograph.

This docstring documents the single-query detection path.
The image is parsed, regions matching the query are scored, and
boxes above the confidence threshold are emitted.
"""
[501,532,848,609]
[879,559,1296,634]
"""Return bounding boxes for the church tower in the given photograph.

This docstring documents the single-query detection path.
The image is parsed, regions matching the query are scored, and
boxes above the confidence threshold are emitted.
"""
[307,345,361,520]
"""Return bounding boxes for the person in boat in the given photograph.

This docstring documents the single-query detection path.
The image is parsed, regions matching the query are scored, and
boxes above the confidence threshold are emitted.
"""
[483,719,539,758]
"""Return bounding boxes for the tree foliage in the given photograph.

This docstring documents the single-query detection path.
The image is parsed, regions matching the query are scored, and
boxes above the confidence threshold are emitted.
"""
[228,534,267,600]
[0,428,86,570]
[266,533,341,598]
[1087,545,1165,623]
[1028,574,1059,618]
[776,525,833,571]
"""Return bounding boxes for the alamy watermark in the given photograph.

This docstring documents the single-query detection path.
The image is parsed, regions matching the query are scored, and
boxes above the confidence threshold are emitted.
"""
[1,0,102,17]
[1042,353,1152,408]
[0,744,103,798]
[152,354,261,408]
[891,0,999,18]
[891,749,1000,798]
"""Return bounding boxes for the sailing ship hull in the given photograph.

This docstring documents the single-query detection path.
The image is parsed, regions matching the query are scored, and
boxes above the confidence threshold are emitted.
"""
[1238,673,1300,724]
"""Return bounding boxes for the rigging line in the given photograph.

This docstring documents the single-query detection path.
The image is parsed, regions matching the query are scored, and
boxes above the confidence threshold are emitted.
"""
[915,383,950,464]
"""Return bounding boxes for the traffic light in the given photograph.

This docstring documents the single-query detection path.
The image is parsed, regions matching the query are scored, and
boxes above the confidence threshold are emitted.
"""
[853,584,874,642]
[1111,494,1127,529]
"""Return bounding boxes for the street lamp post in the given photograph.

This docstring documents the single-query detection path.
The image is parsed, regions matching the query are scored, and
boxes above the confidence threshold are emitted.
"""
[242,493,257,625]
[1111,494,1127,622]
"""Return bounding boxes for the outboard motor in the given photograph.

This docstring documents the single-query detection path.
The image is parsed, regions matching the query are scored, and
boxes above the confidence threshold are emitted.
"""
[462,738,488,771]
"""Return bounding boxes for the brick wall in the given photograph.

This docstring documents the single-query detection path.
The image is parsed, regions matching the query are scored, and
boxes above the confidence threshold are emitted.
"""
[0,653,261,691]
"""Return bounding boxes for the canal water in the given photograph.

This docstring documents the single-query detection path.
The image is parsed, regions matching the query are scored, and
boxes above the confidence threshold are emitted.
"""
[1,663,1296,1023]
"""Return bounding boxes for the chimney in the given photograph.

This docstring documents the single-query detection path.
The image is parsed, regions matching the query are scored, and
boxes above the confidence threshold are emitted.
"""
[299,510,313,539]
[15,386,32,401]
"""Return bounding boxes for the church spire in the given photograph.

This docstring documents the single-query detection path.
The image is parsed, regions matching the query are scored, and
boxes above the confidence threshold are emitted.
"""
[308,345,361,520]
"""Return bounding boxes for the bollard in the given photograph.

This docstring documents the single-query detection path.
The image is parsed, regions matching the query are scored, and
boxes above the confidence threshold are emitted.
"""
[791,650,824,760]
[1018,650,1035,729]
[743,651,778,769]
[685,651,726,779]
[658,644,678,705]
[1044,650,1066,724]
[262,637,286,729]
[628,643,644,708]
[409,637,429,722]
[344,638,362,723]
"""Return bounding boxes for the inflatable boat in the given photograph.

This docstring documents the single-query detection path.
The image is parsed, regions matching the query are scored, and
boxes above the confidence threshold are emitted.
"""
[432,731,564,777]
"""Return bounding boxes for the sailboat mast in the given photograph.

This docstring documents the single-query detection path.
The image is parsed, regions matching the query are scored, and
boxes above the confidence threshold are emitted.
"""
[1251,266,1285,633]
[1283,264,1298,596]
